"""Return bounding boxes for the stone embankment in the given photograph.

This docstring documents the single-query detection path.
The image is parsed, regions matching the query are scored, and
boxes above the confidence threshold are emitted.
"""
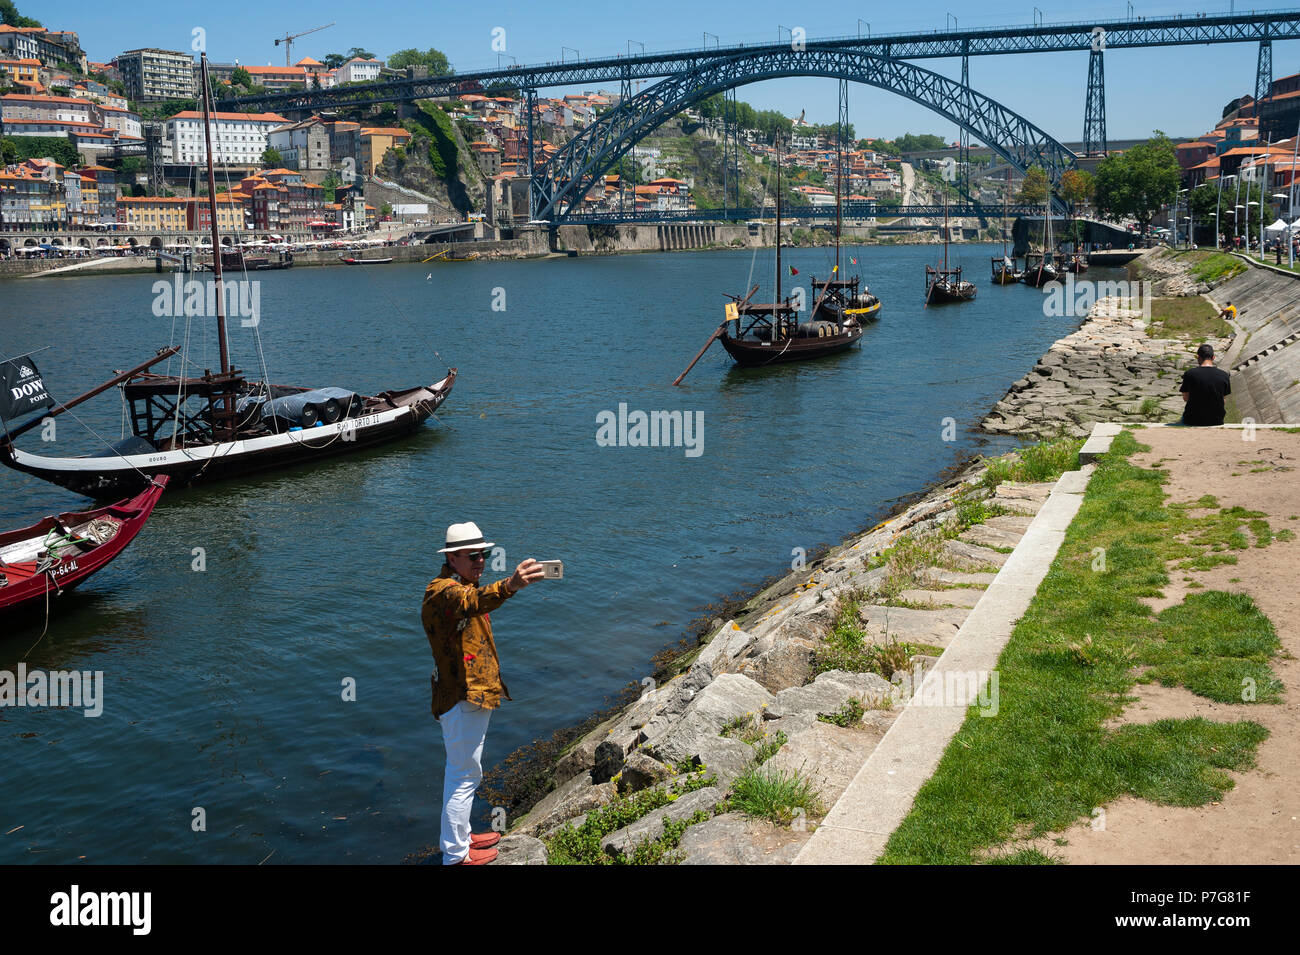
[482,455,1059,864]
[982,251,1232,439]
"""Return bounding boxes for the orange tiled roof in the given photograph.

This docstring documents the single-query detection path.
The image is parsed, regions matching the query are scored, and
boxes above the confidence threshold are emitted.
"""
[167,110,289,123]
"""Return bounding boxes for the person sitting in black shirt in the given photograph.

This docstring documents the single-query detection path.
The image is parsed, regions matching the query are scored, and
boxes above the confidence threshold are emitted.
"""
[1179,344,1232,426]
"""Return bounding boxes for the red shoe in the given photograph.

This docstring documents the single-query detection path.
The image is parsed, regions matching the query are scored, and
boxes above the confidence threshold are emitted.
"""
[470,831,501,849]
[452,846,497,865]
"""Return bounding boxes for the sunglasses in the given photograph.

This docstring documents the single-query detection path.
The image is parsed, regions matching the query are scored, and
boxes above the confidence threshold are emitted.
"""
[456,550,489,561]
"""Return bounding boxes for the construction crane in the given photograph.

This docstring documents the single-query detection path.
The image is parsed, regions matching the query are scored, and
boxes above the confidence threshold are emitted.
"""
[274,22,335,67]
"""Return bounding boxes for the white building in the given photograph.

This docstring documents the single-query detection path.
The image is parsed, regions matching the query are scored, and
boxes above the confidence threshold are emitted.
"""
[97,104,141,138]
[336,57,383,84]
[165,110,289,166]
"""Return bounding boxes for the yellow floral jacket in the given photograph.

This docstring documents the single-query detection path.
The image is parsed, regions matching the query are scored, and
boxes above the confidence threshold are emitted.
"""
[422,565,516,719]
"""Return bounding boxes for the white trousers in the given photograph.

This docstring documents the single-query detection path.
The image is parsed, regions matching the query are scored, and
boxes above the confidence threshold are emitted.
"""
[439,700,492,864]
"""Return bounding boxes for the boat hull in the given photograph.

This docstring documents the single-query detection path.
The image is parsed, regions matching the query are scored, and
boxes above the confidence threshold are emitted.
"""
[719,326,862,366]
[0,477,168,615]
[2,372,455,500]
[927,282,977,303]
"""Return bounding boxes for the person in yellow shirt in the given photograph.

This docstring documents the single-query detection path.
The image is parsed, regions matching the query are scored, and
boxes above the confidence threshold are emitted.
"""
[422,522,543,865]
[1218,301,1237,323]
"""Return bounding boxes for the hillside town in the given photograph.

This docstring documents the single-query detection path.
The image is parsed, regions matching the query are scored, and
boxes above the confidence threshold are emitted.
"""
[0,14,926,253]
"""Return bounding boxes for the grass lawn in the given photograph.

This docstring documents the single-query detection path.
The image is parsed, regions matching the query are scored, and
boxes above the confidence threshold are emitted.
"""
[878,430,1282,865]
[1147,297,1231,340]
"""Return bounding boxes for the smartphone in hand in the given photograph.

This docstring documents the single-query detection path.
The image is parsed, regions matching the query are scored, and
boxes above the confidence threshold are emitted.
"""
[538,560,564,580]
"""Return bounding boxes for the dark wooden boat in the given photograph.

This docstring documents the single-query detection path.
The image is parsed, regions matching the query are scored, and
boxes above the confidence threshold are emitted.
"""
[720,133,863,366]
[340,255,393,265]
[1062,252,1089,273]
[1021,251,1061,287]
[926,193,976,303]
[0,54,454,500]
[672,129,863,384]
[0,476,167,615]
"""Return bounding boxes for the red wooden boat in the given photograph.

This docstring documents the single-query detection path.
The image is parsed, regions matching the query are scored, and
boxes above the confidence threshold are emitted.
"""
[0,476,168,615]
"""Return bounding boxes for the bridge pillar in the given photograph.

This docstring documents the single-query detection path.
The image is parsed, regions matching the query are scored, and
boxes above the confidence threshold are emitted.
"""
[1256,39,1273,107]
[959,49,971,202]
[1083,48,1107,157]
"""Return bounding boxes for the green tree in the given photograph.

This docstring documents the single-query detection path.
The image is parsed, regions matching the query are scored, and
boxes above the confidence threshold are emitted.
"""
[262,147,283,166]
[1018,166,1049,206]
[1059,169,1095,211]
[894,133,949,153]
[322,53,346,69]
[388,48,452,76]
[0,0,41,27]
[230,66,253,89]
[1092,131,1181,233]
[347,47,376,61]
[1,136,18,164]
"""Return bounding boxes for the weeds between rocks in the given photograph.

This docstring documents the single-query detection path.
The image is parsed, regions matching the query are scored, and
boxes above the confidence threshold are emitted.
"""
[728,766,825,826]
[879,430,1281,865]
[544,768,717,866]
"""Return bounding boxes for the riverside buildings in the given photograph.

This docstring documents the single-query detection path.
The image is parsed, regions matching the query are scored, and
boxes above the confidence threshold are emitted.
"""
[115,48,194,102]
[164,110,289,167]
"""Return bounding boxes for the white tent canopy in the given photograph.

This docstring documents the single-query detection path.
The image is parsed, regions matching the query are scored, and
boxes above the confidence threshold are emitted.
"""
[1266,218,1290,232]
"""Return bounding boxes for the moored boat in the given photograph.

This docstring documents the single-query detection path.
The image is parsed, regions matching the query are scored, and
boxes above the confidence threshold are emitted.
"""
[0,54,455,499]
[0,477,168,615]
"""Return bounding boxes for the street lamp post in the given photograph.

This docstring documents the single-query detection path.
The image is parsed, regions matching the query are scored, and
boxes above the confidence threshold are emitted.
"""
[1216,173,1234,250]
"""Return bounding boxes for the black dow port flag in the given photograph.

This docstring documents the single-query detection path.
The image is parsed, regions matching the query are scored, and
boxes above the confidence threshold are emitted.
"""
[0,354,55,423]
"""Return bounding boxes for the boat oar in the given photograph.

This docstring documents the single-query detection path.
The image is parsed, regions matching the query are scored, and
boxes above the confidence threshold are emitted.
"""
[672,320,728,387]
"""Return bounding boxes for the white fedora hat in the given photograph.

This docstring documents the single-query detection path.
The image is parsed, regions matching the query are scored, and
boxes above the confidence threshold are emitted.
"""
[438,521,496,554]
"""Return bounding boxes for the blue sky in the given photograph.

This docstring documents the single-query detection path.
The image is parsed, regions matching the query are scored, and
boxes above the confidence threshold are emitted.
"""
[46,0,1300,143]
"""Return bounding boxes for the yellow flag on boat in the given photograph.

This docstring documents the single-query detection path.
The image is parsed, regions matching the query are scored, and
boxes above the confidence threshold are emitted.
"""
[724,303,739,322]
[832,265,838,273]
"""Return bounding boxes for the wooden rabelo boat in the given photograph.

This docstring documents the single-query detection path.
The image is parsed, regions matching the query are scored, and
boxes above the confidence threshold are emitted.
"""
[672,133,863,383]
[718,135,863,367]
[0,477,168,615]
[1021,251,1061,287]
[1021,203,1062,287]
[340,255,394,265]
[0,54,454,500]
[991,168,1022,284]
[926,193,976,304]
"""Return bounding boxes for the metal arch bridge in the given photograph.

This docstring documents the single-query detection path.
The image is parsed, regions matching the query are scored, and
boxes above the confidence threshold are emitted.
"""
[211,8,1300,222]
[533,49,1078,222]
[215,10,1300,114]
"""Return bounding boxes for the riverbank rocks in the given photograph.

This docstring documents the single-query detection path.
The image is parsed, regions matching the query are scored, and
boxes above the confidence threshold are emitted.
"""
[677,812,808,864]
[644,674,775,782]
[515,771,618,837]
[493,834,548,865]
[600,786,724,858]
[766,669,894,720]
[981,268,1231,439]
[617,751,673,793]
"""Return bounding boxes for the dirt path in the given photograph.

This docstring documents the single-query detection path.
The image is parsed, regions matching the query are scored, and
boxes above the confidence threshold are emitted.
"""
[1048,426,1300,864]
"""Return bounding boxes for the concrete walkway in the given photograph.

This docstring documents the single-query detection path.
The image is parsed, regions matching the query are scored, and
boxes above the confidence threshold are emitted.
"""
[795,428,1114,865]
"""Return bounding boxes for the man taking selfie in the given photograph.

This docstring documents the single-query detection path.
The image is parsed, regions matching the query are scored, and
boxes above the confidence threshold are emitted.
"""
[423,522,544,865]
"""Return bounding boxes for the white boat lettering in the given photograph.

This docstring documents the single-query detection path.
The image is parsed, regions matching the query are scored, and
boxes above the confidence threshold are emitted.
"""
[55,560,79,576]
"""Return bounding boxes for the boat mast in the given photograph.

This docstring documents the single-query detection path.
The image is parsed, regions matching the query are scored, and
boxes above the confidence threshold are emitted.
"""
[1003,166,1010,259]
[775,137,782,311]
[199,53,235,435]
[835,85,843,276]
[943,189,949,273]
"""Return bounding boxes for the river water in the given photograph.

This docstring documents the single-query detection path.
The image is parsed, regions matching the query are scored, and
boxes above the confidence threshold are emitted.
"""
[0,242,1103,863]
